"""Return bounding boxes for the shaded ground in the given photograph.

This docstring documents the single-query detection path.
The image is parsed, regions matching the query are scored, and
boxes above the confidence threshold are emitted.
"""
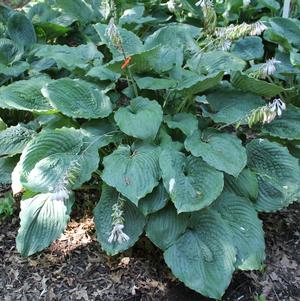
[0,194,299,301]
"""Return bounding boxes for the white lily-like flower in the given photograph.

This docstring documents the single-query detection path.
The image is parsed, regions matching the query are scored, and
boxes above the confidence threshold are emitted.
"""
[195,0,214,8]
[169,178,176,193]
[262,58,281,76]
[167,0,176,12]
[268,98,286,117]
[243,0,251,7]
[105,18,118,39]
[108,224,130,244]
[250,21,268,36]
[221,40,232,51]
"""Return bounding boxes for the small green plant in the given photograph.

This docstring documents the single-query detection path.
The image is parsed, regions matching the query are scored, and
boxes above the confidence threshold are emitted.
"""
[0,0,299,299]
[255,294,267,301]
[0,192,14,217]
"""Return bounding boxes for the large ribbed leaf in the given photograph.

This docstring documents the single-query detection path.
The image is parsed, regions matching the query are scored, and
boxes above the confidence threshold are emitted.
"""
[231,71,284,97]
[204,84,264,125]
[174,72,224,95]
[146,203,189,250]
[0,61,29,77]
[135,77,177,90]
[17,128,100,193]
[34,43,101,70]
[55,0,94,23]
[0,77,52,112]
[212,192,265,270]
[165,113,198,136]
[0,125,35,156]
[114,97,163,140]
[16,193,74,256]
[93,184,146,256]
[7,12,36,49]
[144,23,199,52]
[0,38,19,65]
[246,139,300,212]
[264,17,300,50]
[191,51,246,73]
[185,129,247,176]
[0,156,18,185]
[231,36,264,61]
[159,150,223,213]
[106,46,175,74]
[225,168,258,202]
[262,105,300,140]
[102,143,161,205]
[164,209,236,299]
[42,78,112,119]
[94,23,143,58]
[138,182,169,216]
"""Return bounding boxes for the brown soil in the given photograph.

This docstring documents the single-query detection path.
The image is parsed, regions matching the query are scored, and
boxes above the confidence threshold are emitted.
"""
[0,195,299,301]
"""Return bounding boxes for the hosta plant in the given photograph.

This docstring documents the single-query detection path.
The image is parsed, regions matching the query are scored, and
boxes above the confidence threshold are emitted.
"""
[1,0,300,299]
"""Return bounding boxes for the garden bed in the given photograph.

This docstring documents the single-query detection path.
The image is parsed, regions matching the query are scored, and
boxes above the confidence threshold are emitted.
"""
[1,199,299,301]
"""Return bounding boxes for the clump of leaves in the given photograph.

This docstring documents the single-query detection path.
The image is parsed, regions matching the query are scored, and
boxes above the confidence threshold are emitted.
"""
[0,0,300,299]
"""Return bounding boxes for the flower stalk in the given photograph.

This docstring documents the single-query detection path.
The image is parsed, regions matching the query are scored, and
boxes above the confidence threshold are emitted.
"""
[108,194,130,244]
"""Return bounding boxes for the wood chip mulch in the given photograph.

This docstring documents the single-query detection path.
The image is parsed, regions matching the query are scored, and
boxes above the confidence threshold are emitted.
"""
[0,200,299,301]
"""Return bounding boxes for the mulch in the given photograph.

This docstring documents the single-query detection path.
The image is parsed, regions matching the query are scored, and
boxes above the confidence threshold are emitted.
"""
[0,192,299,301]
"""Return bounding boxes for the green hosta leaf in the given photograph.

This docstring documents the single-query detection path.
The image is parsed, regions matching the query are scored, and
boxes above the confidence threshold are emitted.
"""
[0,156,19,185]
[262,105,300,140]
[264,17,300,50]
[138,182,169,216]
[260,0,280,11]
[102,144,161,205]
[164,209,236,299]
[175,72,224,95]
[106,46,176,74]
[164,113,198,136]
[204,84,264,125]
[35,22,70,40]
[144,23,199,52]
[159,150,223,213]
[192,51,246,73]
[114,97,163,140]
[42,78,112,119]
[231,71,284,97]
[93,184,146,256]
[290,51,300,69]
[36,114,79,130]
[55,0,94,23]
[16,193,74,256]
[0,125,35,156]
[146,203,189,250]
[185,129,247,177]
[231,36,264,61]
[7,12,36,49]
[225,168,259,202]
[94,23,143,58]
[17,128,100,193]
[0,77,52,112]
[157,127,183,152]
[212,192,265,270]
[247,139,300,212]
[118,5,155,25]
[34,43,101,70]
[0,38,20,65]
[86,65,120,81]
[0,61,29,77]
[135,77,177,90]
